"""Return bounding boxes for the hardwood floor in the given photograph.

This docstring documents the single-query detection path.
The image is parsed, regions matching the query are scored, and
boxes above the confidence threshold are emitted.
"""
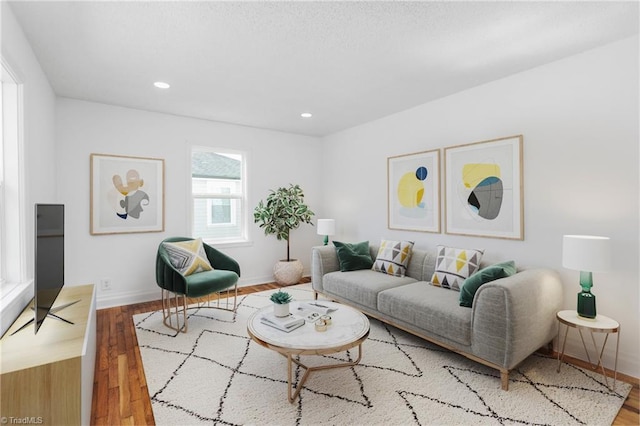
[92,280,639,425]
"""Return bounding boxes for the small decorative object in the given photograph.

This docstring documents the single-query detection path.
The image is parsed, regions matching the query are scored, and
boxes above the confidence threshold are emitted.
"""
[270,290,293,317]
[388,149,440,233]
[444,135,523,240]
[316,219,336,245]
[315,319,328,332]
[90,153,165,235]
[320,314,332,325]
[562,235,611,319]
[254,184,315,285]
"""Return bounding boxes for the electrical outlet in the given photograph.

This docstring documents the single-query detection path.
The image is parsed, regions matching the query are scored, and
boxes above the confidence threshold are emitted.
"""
[100,278,112,291]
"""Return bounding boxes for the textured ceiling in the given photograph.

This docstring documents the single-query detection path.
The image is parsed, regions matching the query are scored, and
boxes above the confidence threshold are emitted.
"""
[8,1,639,137]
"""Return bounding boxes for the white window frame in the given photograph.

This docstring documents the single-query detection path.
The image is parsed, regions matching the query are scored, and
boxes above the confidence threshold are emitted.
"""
[1,58,30,337]
[190,146,250,246]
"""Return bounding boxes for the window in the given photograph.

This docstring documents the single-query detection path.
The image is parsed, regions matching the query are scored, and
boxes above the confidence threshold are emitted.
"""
[207,187,234,226]
[1,61,25,288]
[0,81,4,285]
[0,80,4,285]
[1,59,28,336]
[191,147,248,244]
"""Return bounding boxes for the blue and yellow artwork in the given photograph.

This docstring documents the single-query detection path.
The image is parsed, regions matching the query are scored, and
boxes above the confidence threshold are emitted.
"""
[444,135,522,240]
[397,166,429,217]
[388,150,440,233]
[461,163,503,220]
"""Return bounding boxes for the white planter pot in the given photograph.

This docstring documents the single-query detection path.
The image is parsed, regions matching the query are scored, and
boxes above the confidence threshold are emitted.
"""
[273,259,303,285]
[273,302,290,317]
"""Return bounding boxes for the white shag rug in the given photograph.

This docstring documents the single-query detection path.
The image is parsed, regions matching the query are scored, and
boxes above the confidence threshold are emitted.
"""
[133,284,631,426]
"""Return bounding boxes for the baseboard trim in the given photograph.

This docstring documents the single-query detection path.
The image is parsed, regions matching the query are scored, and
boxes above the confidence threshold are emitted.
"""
[552,350,639,387]
[95,275,312,310]
[97,288,159,310]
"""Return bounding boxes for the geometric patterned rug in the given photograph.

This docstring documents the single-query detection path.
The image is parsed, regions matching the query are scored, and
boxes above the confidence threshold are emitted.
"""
[133,284,631,426]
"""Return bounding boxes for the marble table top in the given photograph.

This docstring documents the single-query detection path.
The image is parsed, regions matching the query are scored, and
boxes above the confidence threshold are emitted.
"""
[247,300,370,351]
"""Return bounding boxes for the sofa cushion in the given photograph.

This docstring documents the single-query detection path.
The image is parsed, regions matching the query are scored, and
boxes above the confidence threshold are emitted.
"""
[163,238,213,276]
[372,239,414,277]
[185,269,238,298]
[323,270,417,311]
[333,241,373,271]
[378,281,472,346]
[430,245,484,291]
[459,261,517,308]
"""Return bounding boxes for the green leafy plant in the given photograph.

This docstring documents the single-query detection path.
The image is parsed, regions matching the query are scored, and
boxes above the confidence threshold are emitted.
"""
[253,184,315,261]
[270,290,293,305]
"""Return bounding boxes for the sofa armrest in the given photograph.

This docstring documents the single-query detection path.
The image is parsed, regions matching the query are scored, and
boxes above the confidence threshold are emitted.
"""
[311,245,340,293]
[471,269,563,369]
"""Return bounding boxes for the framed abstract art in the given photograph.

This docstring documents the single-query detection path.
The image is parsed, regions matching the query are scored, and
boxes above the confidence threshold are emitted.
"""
[444,135,523,240]
[90,153,165,235]
[388,149,440,233]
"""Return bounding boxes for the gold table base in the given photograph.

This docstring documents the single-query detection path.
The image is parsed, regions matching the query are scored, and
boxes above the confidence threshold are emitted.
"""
[284,344,363,403]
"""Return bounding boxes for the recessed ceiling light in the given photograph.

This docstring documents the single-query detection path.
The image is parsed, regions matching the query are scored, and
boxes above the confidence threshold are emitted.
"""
[300,112,312,118]
[154,81,170,89]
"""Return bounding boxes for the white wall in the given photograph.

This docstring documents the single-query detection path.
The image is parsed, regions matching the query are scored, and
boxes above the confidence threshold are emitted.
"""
[321,36,639,378]
[56,99,323,308]
[1,3,57,334]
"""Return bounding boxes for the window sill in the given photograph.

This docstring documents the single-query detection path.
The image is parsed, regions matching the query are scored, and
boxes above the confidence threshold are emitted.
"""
[202,239,253,249]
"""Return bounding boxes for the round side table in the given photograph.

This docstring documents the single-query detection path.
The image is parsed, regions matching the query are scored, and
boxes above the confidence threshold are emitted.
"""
[556,310,620,390]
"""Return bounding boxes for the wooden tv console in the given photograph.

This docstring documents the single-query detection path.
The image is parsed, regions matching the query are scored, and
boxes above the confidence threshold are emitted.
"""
[0,284,96,426]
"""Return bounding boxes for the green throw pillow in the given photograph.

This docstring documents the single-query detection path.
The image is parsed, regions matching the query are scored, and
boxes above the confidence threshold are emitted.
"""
[459,260,516,308]
[333,241,373,272]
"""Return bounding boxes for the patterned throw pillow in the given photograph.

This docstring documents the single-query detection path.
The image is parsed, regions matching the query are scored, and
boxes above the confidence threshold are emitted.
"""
[163,238,213,276]
[430,245,484,291]
[372,239,414,277]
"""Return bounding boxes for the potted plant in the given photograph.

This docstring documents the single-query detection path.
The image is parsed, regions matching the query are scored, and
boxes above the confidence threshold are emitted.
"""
[254,184,315,285]
[270,290,293,317]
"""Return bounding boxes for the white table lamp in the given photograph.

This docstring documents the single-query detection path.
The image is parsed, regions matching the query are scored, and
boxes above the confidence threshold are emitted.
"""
[562,235,611,319]
[317,219,335,246]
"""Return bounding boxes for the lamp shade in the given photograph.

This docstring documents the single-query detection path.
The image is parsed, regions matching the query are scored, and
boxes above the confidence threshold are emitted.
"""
[316,219,335,236]
[562,235,611,272]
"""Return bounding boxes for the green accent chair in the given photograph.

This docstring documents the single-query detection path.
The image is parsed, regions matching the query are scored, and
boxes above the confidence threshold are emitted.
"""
[156,237,240,333]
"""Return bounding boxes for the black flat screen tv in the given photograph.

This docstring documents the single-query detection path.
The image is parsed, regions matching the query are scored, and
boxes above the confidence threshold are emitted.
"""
[34,203,65,334]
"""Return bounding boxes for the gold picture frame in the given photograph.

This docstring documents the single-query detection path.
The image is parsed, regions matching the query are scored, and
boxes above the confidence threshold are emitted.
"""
[90,153,165,235]
[444,135,523,240]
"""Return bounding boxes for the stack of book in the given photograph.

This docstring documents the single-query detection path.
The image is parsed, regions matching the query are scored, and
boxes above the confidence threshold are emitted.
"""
[260,312,305,332]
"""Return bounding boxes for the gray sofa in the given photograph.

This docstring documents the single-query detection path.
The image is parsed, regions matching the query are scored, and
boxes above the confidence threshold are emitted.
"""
[311,244,563,390]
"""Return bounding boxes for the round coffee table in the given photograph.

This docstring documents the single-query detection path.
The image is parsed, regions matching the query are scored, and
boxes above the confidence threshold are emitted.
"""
[247,300,370,403]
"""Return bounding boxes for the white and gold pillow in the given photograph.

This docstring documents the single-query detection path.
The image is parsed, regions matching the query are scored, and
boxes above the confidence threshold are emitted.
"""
[430,245,484,291]
[372,239,414,277]
[163,238,213,276]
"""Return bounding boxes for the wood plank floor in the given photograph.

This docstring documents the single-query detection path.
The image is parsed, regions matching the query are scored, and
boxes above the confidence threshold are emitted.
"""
[92,280,639,425]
